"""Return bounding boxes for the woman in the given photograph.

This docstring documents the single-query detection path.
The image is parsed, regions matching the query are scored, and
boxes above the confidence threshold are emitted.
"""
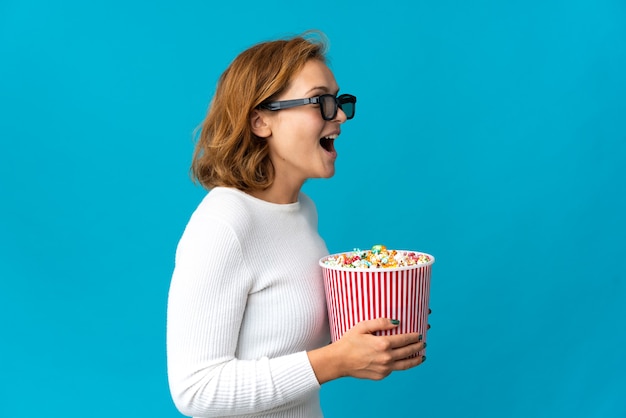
[167,32,426,418]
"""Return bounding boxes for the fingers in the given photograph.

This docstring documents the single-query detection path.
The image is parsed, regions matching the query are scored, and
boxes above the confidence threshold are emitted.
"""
[354,317,401,334]
[385,331,423,349]
[336,319,428,381]
[399,340,425,359]
[394,352,427,371]
[353,316,432,335]
[351,318,430,349]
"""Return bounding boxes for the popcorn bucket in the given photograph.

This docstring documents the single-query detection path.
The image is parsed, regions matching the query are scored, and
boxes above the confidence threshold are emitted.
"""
[319,250,434,348]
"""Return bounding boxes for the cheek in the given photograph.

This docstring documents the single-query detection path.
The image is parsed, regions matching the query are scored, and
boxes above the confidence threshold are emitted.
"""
[273,112,325,144]
[289,118,324,141]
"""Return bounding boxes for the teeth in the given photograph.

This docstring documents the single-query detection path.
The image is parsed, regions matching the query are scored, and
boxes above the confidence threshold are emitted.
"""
[322,134,338,140]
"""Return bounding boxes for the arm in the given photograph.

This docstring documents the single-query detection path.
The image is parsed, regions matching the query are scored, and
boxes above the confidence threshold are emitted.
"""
[166,218,319,417]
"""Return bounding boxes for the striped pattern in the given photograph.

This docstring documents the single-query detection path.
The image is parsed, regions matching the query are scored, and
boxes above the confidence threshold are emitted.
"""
[321,253,433,352]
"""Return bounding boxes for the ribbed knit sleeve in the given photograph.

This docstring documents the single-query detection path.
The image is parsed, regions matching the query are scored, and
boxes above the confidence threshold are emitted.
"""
[166,190,327,417]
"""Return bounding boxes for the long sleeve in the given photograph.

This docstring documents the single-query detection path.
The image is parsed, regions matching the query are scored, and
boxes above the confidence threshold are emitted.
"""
[166,189,329,417]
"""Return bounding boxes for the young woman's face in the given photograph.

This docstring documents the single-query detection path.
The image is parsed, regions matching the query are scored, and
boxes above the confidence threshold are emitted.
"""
[260,59,348,188]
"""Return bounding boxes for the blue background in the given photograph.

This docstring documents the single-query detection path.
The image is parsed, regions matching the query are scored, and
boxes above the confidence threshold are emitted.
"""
[1,0,625,416]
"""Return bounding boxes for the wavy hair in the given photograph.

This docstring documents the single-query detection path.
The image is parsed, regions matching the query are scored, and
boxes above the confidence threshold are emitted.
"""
[191,31,328,191]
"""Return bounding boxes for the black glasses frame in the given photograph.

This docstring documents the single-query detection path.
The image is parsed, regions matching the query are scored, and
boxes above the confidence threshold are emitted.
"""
[259,93,357,120]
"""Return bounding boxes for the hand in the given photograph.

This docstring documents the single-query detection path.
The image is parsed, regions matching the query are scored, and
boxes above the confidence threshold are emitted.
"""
[308,318,426,384]
[335,318,426,380]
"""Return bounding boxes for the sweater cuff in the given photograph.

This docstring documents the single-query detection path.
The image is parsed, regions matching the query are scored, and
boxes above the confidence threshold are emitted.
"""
[271,351,320,399]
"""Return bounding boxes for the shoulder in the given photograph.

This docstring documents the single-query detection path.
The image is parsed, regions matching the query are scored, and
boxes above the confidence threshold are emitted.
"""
[175,188,254,247]
[191,187,255,227]
[174,189,252,264]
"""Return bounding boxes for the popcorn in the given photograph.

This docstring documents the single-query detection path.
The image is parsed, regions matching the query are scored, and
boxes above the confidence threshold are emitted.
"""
[322,244,432,269]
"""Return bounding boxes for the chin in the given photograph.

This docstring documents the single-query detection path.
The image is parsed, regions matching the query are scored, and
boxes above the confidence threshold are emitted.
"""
[322,168,336,179]
[309,169,335,180]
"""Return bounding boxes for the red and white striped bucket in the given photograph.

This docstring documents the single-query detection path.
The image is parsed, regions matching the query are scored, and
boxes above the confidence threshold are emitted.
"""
[319,251,434,345]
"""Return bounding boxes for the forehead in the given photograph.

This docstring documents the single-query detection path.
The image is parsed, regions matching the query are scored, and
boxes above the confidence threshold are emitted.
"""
[284,59,339,96]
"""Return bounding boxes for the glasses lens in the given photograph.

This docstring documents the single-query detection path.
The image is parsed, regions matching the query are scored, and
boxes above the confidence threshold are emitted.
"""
[320,95,336,120]
[338,94,355,119]
[319,94,356,120]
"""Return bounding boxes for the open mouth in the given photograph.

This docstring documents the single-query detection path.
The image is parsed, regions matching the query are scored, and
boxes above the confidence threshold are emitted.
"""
[320,134,338,152]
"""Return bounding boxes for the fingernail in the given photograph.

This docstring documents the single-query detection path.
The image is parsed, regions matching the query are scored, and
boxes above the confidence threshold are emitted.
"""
[423,342,427,348]
[418,334,423,342]
[422,355,427,362]
[390,319,400,325]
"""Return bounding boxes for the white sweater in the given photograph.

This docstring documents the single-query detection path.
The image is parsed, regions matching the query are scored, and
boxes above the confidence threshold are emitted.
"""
[167,187,331,417]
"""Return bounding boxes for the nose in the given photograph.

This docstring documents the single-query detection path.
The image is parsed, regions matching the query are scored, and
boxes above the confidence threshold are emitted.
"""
[334,107,348,124]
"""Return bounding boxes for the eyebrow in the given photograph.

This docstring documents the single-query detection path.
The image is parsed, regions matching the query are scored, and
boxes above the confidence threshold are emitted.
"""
[305,86,340,96]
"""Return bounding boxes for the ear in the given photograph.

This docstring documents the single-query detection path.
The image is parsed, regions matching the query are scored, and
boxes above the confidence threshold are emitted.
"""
[250,109,272,138]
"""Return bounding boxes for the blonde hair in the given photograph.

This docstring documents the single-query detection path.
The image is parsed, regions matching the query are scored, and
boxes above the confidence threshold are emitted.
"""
[191,32,328,191]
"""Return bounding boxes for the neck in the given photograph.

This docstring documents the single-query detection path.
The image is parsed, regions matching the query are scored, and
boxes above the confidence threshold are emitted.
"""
[249,178,303,204]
